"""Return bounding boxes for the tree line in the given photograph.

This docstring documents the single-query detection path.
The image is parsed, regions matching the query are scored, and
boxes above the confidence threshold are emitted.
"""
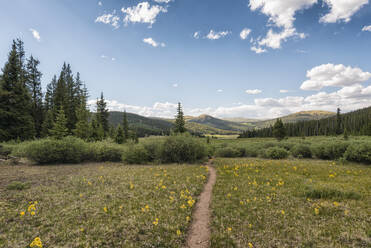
[239,107,371,139]
[0,39,137,143]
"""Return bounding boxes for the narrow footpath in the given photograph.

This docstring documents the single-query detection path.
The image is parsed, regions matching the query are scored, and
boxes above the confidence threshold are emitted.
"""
[185,159,217,248]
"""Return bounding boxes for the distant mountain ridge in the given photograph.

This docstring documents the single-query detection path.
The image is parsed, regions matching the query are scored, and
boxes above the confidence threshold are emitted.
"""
[108,110,337,136]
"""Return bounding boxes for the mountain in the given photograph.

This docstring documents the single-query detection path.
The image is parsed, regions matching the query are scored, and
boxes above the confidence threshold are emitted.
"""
[187,114,250,132]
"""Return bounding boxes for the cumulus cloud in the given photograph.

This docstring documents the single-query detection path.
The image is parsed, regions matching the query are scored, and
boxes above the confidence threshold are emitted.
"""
[98,1,102,6]
[320,0,369,23]
[246,89,262,95]
[362,25,371,31]
[280,90,290,93]
[217,89,223,92]
[29,28,41,42]
[205,30,231,40]
[172,83,179,88]
[154,0,172,3]
[143,37,166,47]
[95,13,120,29]
[122,2,167,27]
[240,28,251,40]
[249,0,316,52]
[300,64,371,91]
[193,31,200,39]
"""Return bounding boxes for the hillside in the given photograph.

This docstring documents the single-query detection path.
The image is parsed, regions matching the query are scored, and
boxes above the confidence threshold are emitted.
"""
[251,110,336,128]
[187,114,251,132]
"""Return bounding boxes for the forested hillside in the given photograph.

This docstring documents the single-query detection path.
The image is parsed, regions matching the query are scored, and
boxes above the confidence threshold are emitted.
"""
[239,107,371,138]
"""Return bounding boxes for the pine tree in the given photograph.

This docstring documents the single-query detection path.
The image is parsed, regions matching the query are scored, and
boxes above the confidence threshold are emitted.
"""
[26,55,43,137]
[41,110,54,137]
[115,125,125,144]
[336,108,342,135]
[0,39,35,141]
[73,103,90,140]
[343,128,349,140]
[44,75,57,112]
[50,107,68,139]
[96,92,109,137]
[174,102,186,134]
[273,118,286,141]
[90,118,104,141]
[122,110,129,141]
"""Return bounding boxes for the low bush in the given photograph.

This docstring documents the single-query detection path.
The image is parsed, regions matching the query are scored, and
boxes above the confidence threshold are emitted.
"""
[262,147,289,159]
[215,146,243,158]
[291,144,312,158]
[122,144,150,164]
[0,144,12,156]
[244,145,259,157]
[344,142,371,164]
[6,181,30,190]
[160,134,208,163]
[304,187,361,200]
[311,142,349,160]
[89,141,124,162]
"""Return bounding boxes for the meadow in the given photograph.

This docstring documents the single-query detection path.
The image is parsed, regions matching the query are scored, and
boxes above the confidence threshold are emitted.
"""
[210,158,371,247]
[0,163,208,247]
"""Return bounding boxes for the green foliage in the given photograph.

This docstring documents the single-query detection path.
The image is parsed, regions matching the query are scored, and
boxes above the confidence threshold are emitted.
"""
[122,111,129,141]
[6,181,29,191]
[273,119,286,141]
[262,147,289,159]
[73,103,90,140]
[96,92,109,136]
[160,134,207,163]
[89,141,123,162]
[343,128,349,140]
[50,108,68,139]
[41,110,54,138]
[122,144,150,164]
[89,118,104,141]
[114,125,125,144]
[291,144,312,158]
[344,142,371,164]
[311,142,349,160]
[174,102,186,134]
[215,146,243,158]
[304,187,361,200]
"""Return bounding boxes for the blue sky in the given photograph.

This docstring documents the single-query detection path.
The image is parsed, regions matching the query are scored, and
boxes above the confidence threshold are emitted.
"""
[0,0,371,119]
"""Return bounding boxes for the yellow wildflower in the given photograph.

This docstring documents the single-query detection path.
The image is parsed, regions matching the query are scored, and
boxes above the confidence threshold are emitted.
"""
[177,230,181,236]
[20,211,25,217]
[186,216,190,222]
[333,201,339,207]
[314,208,320,215]
[227,227,232,232]
[281,210,285,215]
[153,218,159,225]
[103,207,108,213]
[248,243,253,248]
[29,237,42,248]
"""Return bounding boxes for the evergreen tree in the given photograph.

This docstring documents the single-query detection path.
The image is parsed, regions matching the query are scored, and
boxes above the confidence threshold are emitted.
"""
[26,55,43,137]
[0,39,35,141]
[174,102,186,134]
[73,103,90,140]
[41,110,54,137]
[122,110,129,141]
[96,92,109,136]
[273,118,286,141]
[90,118,104,141]
[336,108,342,135]
[115,125,125,144]
[44,75,57,112]
[108,125,116,139]
[50,107,68,139]
[343,128,349,140]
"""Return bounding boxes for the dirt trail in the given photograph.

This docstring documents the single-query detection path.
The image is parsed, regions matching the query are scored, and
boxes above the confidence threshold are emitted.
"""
[185,159,216,248]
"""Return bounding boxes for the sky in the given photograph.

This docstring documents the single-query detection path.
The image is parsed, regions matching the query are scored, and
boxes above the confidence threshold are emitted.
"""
[0,0,371,119]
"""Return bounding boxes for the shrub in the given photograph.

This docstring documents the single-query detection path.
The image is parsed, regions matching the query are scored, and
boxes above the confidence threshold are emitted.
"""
[344,142,371,164]
[244,145,259,157]
[291,144,312,158]
[18,137,89,164]
[89,141,124,162]
[141,140,163,162]
[262,147,289,159]
[305,187,361,200]
[6,181,30,190]
[0,144,12,156]
[215,147,243,158]
[122,144,150,164]
[160,134,208,163]
[311,142,349,160]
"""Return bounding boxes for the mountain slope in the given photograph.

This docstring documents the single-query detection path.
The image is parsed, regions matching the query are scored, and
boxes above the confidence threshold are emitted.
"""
[187,114,250,132]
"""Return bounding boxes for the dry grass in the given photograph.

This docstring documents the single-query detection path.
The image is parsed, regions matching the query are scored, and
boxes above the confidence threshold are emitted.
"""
[0,163,208,247]
[211,158,371,248]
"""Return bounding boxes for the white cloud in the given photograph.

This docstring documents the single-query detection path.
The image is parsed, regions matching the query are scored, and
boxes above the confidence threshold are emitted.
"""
[217,89,223,92]
[249,0,316,51]
[300,64,371,91]
[251,46,267,54]
[101,55,107,59]
[246,89,262,95]
[112,58,116,61]
[143,37,166,47]
[193,31,200,39]
[240,28,251,40]
[29,28,41,42]
[173,83,178,88]
[95,13,120,29]
[98,1,102,6]
[362,25,371,31]
[320,0,369,23]
[280,90,290,93]
[122,2,167,27]
[205,30,231,40]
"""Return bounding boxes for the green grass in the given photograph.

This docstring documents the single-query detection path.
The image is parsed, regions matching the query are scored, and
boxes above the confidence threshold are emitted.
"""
[0,163,208,247]
[211,158,371,247]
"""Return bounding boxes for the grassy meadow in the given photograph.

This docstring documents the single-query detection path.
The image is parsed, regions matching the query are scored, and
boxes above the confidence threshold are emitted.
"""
[210,158,371,247]
[0,163,208,247]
